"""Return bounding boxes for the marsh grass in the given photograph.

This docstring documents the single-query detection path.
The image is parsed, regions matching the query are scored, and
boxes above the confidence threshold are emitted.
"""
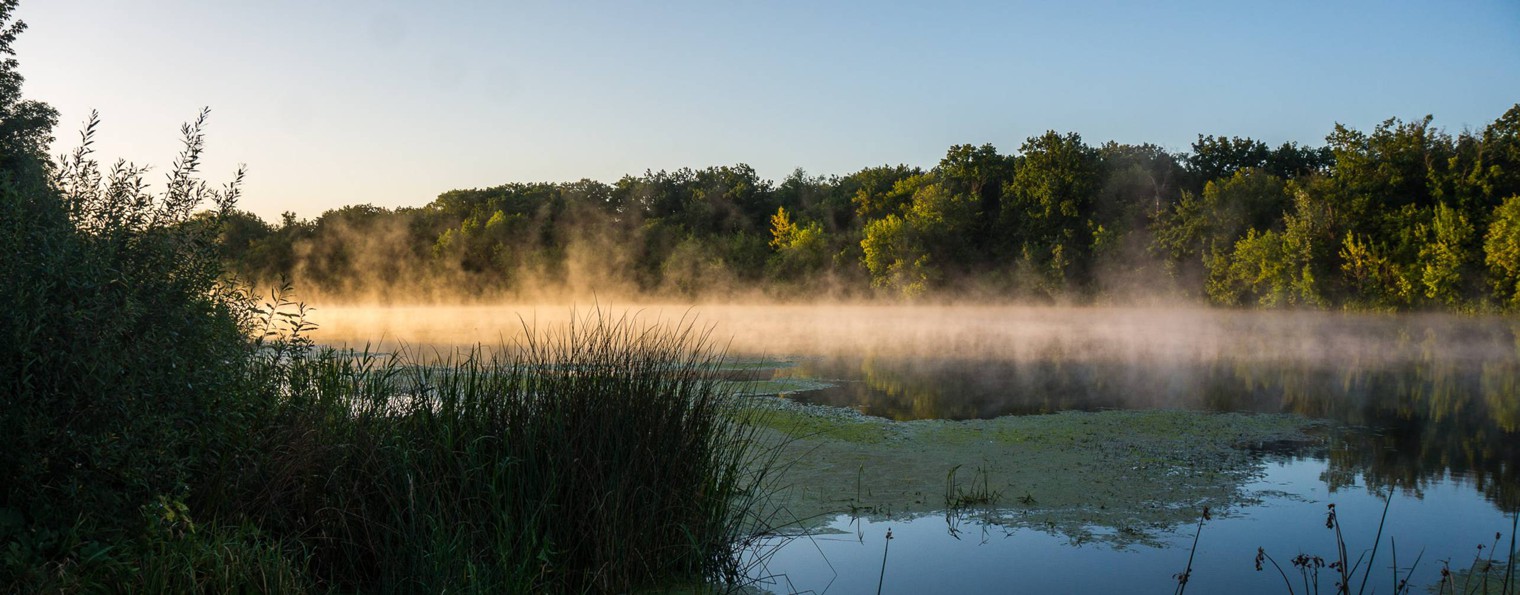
[943,465,1000,510]
[230,309,784,593]
[1250,497,1415,595]
[1246,496,1520,595]
[1435,530,1517,595]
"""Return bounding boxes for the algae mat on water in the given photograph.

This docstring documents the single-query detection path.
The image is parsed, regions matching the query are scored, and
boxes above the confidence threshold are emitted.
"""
[743,398,1327,547]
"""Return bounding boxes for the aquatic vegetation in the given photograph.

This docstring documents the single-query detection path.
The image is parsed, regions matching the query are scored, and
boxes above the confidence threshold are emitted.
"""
[233,311,784,593]
[1435,529,1517,595]
[1245,496,1520,595]
[1250,499,1402,595]
[944,465,1001,511]
[748,403,1322,544]
[1173,506,1210,595]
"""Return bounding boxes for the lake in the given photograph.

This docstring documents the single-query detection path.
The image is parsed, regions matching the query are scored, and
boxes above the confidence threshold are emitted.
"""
[311,304,1520,594]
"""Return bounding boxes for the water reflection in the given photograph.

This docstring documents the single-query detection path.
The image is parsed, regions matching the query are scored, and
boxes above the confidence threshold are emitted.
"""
[774,318,1520,511]
[750,458,1512,595]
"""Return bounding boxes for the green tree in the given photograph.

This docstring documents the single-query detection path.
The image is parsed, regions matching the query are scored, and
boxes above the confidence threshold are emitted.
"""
[1418,203,1474,305]
[767,206,828,282]
[859,180,977,297]
[1339,231,1412,307]
[4,106,259,590]
[849,166,923,221]
[1482,105,1520,202]
[1003,131,1099,291]
[1208,228,1320,307]
[1084,143,1183,294]
[0,1,53,192]
[1153,169,1289,289]
[935,143,1013,254]
[1264,141,1333,179]
[1186,135,1269,186]
[1485,195,1520,307]
[776,168,852,232]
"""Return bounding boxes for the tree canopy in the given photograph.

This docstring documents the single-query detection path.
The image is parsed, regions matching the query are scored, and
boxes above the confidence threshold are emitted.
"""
[205,105,1520,310]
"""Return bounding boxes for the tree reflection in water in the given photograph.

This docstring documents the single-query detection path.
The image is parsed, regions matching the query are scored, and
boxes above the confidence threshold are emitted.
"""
[778,318,1520,512]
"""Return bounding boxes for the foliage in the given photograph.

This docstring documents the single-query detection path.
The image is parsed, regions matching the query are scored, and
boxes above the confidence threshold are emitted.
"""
[768,206,828,282]
[1003,131,1100,291]
[1155,169,1291,291]
[1486,195,1520,306]
[1419,203,1475,305]
[175,99,1520,311]
[859,177,980,297]
[1,97,253,550]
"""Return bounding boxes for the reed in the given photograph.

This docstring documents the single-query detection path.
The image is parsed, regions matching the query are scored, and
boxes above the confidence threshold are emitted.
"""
[231,309,782,593]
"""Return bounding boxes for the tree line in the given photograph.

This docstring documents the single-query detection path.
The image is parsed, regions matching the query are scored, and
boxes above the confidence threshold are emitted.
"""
[211,104,1520,310]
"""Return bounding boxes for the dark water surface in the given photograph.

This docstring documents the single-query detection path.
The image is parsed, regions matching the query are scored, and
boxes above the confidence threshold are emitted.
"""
[748,459,1512,594]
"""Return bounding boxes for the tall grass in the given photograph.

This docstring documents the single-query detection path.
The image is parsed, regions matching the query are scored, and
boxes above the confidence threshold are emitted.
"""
[227,309,779,593]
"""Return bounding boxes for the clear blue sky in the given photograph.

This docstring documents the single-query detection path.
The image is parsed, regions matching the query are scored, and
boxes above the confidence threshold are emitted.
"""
[14,0,1520,222]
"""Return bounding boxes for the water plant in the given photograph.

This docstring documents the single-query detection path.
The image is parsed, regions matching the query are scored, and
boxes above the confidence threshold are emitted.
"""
[235,311,784,593]
[1180,498,1474,595]
[1173,506,1210,595]
[944,464,1001,510]
[1507,512,1518,593]
[1435,530,1516,595]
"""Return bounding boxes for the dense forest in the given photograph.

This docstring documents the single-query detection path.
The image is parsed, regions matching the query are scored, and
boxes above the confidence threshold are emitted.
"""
[212,105,1520,311]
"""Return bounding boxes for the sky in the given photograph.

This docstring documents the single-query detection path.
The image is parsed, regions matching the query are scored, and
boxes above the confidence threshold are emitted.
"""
[13,0,1520,223]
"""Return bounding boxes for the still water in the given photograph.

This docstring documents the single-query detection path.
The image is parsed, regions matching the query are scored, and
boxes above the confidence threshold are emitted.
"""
[311,304,1519,593]
[750,459,1511,594]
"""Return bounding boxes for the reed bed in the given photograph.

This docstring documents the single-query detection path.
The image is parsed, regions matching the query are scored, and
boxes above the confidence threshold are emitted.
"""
[227,310,780,593]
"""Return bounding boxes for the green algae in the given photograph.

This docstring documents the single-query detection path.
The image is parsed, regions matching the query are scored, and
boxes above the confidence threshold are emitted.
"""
[740,398,1328,547]
[723,377,836,397]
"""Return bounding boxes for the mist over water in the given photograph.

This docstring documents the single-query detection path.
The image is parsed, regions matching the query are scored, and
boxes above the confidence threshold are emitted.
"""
[310,302,1518,372]
[312,302,1519,505]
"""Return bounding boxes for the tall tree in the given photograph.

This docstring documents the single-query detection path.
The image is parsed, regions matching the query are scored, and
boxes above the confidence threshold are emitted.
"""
[1003,131,1099,291]
[0,0,54,190]
[1186,135,1269,187]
